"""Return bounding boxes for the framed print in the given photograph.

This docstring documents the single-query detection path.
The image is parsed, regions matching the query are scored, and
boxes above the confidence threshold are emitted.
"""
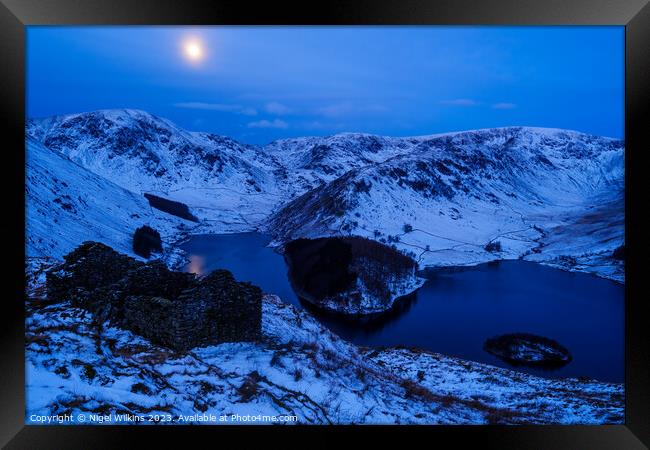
[1,0,649,448]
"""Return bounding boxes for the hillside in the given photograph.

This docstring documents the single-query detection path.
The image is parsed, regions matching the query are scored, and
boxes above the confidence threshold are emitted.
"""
[26,137,192,260]
[26,110,624,284]
[266,127,624,281]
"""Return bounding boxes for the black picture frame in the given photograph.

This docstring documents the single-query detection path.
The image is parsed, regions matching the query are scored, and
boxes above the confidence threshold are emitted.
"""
[1,0,648,448]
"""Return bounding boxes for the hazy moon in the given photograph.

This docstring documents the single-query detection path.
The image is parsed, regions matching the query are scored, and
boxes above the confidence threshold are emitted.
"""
[182,39,204,62]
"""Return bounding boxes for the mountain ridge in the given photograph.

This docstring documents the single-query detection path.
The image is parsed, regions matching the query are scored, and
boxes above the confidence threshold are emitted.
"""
[26,109,624,282]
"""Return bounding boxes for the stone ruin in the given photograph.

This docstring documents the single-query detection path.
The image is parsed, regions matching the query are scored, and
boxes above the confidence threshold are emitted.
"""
[46,241,262,351]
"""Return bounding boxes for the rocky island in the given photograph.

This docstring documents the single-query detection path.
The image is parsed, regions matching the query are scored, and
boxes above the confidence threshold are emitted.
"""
[483,333,572,368]
[283,236,425,315]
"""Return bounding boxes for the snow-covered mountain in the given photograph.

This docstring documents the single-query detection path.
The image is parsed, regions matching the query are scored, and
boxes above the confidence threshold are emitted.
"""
[265,133,420,193]
[27,109,286,229]
[25,136,194,259]
[27,110,624,281]
[266,127,624,281]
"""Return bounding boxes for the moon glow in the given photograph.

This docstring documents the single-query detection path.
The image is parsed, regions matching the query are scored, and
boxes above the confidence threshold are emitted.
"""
[182,39,204,62]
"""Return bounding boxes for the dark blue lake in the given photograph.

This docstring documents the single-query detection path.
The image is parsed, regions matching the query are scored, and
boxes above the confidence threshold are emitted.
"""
[180,232,624,383]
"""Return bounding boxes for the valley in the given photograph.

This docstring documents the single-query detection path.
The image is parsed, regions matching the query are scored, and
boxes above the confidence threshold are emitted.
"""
[27,109,624,282]
[24,109,625,424]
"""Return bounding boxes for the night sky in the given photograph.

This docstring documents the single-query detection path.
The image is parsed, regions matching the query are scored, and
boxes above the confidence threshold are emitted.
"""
[27,26,624,144]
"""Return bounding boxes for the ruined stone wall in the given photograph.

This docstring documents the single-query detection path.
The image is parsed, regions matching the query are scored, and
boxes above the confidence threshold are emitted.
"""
[46,241,262,351]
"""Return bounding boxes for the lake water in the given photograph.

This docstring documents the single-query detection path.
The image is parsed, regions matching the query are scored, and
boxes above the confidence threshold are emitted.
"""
[180,232,624,382]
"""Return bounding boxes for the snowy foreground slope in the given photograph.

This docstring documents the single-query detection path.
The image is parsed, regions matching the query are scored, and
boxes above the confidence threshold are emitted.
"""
[26,281,622,425]
[28,110,624,282]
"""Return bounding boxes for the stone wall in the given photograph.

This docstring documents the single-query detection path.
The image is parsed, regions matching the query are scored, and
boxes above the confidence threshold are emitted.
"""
[46,241,262,351]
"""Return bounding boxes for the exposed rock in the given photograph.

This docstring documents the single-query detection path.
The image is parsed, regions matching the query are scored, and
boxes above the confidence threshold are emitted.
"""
[483,333,572,368]
[612,245,624,261]
[284,236,424,315]
[133,225,163,258]
[46,241,262,351]
[484,241,502,253]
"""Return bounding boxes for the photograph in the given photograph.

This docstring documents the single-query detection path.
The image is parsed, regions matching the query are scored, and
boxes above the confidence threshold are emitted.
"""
[24,25,625,425]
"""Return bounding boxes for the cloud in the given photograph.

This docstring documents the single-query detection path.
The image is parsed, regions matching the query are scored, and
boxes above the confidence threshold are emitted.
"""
[316,103,354,118]
[316,103,388,118]
[440,99,480,106]
[174,102,257,116]
[247,119,289,129]
[239,107,259,116]
[492,102,517,109]
[265,102,292,115]
[302,120,347,130]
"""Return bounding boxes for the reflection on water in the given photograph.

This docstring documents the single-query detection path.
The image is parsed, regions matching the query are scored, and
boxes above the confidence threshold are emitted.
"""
[300,292,419,337]
[187,255,206,275]
[180,232,624,382]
